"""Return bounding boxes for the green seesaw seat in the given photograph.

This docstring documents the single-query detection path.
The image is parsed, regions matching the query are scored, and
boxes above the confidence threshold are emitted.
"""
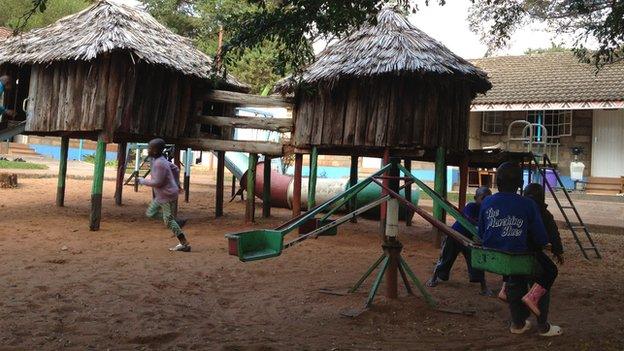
[227,230,284,262]
[470,245,538,276]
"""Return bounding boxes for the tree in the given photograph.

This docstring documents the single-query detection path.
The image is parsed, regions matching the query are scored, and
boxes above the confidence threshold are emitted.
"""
[468,0,624,66]
[524,42,570,55]
[0,0,90,32]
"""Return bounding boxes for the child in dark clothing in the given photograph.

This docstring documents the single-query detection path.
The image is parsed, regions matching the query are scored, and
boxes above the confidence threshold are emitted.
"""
[426,187,494,296]
[478,162,562,337]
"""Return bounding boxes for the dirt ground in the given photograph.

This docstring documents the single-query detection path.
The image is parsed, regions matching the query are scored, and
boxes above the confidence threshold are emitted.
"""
[0,178,623,351]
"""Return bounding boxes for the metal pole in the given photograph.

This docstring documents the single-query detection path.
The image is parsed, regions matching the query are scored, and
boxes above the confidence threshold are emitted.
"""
[245,153,258,223]
[78,139,84,161]
[458,155,468,210]
[216,151,225,217]
[133,144,140,192]
[184,148,191,203]
[404,158,413,226]
[433,146,447,247]
[349,155,358,223]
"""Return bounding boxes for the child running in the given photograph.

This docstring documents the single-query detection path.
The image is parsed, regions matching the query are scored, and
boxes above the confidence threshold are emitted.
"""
[478,162,562,336]
[138,138,191,252]
[426,187,494,296]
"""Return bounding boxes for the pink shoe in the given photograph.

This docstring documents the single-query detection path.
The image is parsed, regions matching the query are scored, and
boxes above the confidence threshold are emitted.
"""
[522,283,547,316]
[498,282,507,302]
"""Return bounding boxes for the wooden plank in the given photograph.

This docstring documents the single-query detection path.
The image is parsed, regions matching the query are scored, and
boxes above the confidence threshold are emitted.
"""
[197,115,292,133]
[205,89,293,108]
[373,80,390,146]
[330,87,347,145]
[311,94,324,145]
[177,138,283,156]
[342,82,358,145]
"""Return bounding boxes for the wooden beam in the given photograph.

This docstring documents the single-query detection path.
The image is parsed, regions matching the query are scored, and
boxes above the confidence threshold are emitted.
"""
[56,136,69,207]
[262,156,271,218]
[216,151,225,218]
[292,154,303,218]
[246,154,258,223]
[197,115,292,133]
[177,138,283,156]
[114,141,127,206]
[349,155,358,223]
[89,138,107,231]
[204,90,293,108]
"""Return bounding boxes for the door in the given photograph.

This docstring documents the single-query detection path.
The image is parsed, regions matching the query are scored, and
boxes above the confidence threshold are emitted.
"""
[592,110,624,177]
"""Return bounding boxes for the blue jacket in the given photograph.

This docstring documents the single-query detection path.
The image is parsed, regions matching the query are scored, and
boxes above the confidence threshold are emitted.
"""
[478,192,548,253]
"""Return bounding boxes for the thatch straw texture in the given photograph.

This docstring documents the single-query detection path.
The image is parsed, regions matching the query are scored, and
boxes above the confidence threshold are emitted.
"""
[0,1,246,89]
[0,27,12,40]
[276,8,490,93]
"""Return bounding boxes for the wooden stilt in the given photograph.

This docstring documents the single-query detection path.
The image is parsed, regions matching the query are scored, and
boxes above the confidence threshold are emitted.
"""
[184,148,191,203]
[307,147,318,210]
[133,144,140,192]
[231,175,236,198]
[404,158,413,226]
[385,159,401,299]
[262,156,271,218]
[245,153,258,223]
[433,146,447,247]
[380,149,390,236]
[114,141,127,206]
[292,153,303,218]
[56,136,69,207]
[89,138,107,231]
[458,155,469,210]
[349,155,358,223]
[216,151,225,217]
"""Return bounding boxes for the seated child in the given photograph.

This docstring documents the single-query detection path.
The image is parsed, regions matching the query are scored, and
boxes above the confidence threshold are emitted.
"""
[426,187,494,296]
[478,162,562,337]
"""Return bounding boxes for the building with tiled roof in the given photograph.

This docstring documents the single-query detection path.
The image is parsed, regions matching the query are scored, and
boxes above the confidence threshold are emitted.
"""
[466,52,623,192]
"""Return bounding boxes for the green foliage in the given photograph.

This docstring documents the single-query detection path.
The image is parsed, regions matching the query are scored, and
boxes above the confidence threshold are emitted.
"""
[0,160,48,169]
[468,0,624,67]
[524,42,570,55]
[0,0,90,31]
[82,154,116,168]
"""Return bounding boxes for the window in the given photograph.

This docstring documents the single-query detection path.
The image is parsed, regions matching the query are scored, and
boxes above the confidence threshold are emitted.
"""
[526,110,573,140]
[481,111,503,134]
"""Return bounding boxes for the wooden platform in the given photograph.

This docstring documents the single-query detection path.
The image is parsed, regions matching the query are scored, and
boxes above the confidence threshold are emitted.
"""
[585,177,623,195]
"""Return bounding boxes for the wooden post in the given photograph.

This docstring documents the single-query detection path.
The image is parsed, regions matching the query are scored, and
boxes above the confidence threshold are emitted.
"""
[262,156,271,218]
[231,175,236,198]
[89,138,107,231]
[114,141,127,206]
[184,148,191,203]
[56,136,69,207]
[292,153,303,218]
[433,147,447,246]
[404,158,413,226]
[216,151,225,217]
[459,155,469,210]
[349,155,358,223]
[245,153,258,223]
[133,144,140,192]
[380,149,390,236]
[307,147,318,210]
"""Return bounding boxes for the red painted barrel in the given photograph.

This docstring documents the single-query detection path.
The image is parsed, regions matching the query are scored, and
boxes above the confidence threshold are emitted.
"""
[240,161,292,209]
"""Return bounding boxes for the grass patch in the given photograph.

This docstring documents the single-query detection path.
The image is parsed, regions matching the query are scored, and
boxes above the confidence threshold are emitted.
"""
[82,154,117,168]
[0,160,48,170]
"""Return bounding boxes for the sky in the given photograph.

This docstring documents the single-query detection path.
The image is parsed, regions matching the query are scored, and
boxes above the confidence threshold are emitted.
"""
[115,0,577,60]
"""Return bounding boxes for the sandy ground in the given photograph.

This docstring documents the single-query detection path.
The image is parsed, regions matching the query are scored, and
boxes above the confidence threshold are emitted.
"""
[0,178,623,350]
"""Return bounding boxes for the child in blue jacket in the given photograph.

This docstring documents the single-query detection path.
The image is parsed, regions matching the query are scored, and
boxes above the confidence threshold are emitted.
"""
[478,162,562,337]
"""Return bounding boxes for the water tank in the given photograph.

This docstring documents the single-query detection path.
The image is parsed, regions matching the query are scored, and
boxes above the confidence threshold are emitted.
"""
[570,161,585,181]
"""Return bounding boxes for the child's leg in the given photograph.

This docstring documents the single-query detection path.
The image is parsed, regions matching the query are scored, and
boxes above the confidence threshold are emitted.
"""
[534,251,558,290]
[462,248,493,295]
[160,202,189,246]
[427,236,461,286]
[145,200,161,219]
[506,276,531,329]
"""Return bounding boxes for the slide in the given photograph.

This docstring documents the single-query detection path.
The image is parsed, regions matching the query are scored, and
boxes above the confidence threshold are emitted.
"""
[0,121,26,141]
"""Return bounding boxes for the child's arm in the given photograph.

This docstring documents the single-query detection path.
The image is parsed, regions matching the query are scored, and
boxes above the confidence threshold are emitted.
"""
[169,162,181,188]
[543,209,564,256]
[139,160,166,188]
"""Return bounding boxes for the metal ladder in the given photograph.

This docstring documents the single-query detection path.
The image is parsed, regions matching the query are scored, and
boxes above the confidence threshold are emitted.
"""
[530,154,601,259]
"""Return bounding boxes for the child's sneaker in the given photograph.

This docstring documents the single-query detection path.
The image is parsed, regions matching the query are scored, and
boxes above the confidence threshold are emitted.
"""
[510,320,532,334]
[169,243,191,252]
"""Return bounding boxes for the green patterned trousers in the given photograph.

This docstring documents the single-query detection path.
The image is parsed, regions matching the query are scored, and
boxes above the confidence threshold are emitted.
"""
[146,200,184,237]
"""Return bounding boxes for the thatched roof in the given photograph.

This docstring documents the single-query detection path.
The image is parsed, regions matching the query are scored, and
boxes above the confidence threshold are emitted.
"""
[0,1,247,90]
[276,8,490,93]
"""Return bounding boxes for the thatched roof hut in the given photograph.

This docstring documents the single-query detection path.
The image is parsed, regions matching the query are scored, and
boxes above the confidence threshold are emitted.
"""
[0,0,247,142]
[278,8,491,158]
